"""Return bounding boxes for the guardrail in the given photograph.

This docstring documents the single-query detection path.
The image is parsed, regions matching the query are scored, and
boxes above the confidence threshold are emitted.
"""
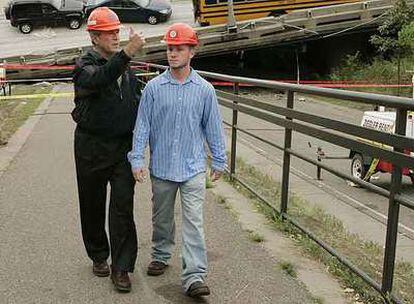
[135,61,414,303]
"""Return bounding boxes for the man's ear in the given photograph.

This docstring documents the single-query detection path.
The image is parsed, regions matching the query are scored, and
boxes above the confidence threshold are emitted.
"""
[89,31,100,46]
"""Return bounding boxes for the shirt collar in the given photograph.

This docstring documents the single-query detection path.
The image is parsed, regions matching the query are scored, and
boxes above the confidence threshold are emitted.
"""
[159,68,201,86]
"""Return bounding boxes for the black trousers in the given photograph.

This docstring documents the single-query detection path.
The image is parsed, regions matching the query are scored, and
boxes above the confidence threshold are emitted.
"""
[74,127,137,272]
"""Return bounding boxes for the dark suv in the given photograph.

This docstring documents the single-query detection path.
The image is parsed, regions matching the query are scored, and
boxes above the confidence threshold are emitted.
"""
[4,0,84,34]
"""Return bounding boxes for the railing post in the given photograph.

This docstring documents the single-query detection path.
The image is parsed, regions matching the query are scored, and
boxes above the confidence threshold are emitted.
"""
[0,62,5,97]
[280,90,294,218]
[229,82,239,181]
[381,108,407,299]
[316,146,323,180]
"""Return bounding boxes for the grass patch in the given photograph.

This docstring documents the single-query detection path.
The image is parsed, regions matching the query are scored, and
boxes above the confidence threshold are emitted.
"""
[248,230,265,243]
[225,157,414,303]
[279,261,297,278]
[0,84,52,145]
[311,296,325,304]
[224,204,232,210]
[216,195,227,204]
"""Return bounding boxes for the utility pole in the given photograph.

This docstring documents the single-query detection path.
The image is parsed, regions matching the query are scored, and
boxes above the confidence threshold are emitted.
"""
[296,49,300,85]
[406,70,414,100]
[227,0,237,33]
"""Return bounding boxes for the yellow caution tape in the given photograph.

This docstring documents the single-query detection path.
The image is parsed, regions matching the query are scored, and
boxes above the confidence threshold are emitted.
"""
[0,92,73,100]
[363,158,380,181]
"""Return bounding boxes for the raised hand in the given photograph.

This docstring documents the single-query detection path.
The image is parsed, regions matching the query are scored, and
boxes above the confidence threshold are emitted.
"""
[124,27,145,58]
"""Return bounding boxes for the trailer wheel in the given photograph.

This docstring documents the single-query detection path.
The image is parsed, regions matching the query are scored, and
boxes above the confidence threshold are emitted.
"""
[351,154,370,181]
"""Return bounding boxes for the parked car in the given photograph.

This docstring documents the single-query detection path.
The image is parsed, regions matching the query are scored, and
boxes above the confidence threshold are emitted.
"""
[85,0,172,25]
[4,0,86,12]
[4,0,84,34]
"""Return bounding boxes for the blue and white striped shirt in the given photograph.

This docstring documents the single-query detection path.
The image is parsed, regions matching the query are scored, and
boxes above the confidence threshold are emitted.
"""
[128,69,227,182]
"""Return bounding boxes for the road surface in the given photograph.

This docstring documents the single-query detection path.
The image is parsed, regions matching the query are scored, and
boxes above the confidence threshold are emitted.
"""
[0,0,195,58]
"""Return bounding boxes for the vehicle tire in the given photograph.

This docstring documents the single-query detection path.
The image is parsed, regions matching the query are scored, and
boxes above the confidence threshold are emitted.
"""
[147,15,158,25]
[351,154,370,181]
[19,23,33,34]
[68,18,81,30]
[410,174,414,185]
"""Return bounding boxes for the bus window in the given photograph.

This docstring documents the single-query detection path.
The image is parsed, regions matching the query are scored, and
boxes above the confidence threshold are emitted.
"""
[205,0,218,4]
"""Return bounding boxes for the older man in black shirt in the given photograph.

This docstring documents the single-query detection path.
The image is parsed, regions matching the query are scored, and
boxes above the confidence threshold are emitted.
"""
[72,7,144,292]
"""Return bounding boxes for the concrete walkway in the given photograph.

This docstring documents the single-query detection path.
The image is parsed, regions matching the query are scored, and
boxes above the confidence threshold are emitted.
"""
[0,85,313,304]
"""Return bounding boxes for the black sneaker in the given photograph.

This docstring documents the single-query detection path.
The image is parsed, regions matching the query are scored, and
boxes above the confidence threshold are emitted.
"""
[186,281,210,298]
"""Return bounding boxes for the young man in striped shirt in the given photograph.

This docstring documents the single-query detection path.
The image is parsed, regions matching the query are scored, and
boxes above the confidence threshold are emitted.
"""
[128,23,226,297]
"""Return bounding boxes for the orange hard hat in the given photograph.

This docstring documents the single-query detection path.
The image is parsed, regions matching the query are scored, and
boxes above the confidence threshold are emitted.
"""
[87,7,121,32]
[163,23,198,46]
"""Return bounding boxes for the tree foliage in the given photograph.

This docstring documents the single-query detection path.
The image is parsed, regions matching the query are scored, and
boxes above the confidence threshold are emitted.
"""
[370,0,414,58]
[398,21,414,50]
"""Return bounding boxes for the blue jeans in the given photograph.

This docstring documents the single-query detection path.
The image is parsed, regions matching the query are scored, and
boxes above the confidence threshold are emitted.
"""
[150,172,207,292]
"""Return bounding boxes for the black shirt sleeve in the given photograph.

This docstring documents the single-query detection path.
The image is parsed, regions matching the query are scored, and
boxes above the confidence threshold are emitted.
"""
[73,50,131,90]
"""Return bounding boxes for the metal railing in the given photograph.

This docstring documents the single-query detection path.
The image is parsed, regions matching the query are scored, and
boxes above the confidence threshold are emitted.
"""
[135,61,414,303]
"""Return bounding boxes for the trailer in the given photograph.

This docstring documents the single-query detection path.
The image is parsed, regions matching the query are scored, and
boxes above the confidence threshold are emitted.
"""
[349,110,414,184]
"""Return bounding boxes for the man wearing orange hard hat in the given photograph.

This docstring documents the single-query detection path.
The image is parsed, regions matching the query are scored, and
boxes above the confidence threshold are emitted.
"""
[72,7,145,293]
[128,23,227,298]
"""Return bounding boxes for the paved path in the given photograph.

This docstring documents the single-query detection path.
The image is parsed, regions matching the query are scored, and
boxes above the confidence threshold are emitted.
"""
[0,85,313,304]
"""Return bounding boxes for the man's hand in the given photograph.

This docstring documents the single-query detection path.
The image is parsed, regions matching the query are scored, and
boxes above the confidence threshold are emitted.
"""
[132,168,147,183]
[124,27,145,58]
[210,170,222,182]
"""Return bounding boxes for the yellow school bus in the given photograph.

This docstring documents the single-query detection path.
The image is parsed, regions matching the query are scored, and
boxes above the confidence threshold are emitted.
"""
[192,0,361,26]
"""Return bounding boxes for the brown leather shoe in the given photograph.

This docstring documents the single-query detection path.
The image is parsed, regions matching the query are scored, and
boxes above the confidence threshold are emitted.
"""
[111,267,131,292]
[186,281,210,298]
[147,261,168,276]
[92,261,110,277]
